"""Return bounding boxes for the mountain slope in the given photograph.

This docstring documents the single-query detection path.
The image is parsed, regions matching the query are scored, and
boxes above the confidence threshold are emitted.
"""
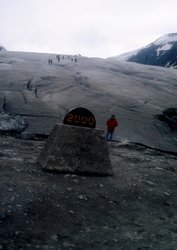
[115,33,177,68]
[0,50,177,151]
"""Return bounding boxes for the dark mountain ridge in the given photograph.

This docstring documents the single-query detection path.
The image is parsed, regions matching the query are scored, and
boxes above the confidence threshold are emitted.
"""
[0,45,6,51]
[128,33,177,68]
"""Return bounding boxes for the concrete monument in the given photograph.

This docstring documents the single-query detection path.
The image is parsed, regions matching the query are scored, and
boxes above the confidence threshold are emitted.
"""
[37,108,113,176]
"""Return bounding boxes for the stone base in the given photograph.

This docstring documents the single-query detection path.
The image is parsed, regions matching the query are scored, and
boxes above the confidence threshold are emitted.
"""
[37,124,113,176]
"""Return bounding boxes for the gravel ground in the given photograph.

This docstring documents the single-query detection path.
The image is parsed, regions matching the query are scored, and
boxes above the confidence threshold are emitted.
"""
[0,135,177,250]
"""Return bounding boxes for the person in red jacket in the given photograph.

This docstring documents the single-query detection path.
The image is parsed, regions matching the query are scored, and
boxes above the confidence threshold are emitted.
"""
[106,114,118,141]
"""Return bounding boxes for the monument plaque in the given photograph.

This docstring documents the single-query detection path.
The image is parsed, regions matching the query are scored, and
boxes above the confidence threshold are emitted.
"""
[63,107,96,128]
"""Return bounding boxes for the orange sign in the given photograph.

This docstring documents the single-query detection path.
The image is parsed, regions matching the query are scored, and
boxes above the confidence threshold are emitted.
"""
[63,107,96,128]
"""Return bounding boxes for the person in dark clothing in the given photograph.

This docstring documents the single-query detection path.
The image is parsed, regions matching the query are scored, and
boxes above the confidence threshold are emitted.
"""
[106,114,118,141]
[48,58,53,65]
[56,55,60,62]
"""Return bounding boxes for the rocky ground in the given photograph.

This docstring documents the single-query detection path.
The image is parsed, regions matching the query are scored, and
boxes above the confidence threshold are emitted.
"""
[0,134,177,250]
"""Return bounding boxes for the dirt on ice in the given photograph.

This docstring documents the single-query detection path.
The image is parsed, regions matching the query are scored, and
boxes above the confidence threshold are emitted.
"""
[0,135,177,250]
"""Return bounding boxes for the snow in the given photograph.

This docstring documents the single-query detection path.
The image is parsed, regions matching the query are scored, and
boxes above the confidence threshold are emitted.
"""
[113,33,177,61]
[153,33,177,56]
[109,48,141,61]
[153,33,177,45]
[0,63,12,69]
[0,50,177,152]
[156,43,172,55]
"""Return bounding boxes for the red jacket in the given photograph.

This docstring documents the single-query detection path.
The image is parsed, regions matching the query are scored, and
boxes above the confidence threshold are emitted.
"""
[107,118,118,132]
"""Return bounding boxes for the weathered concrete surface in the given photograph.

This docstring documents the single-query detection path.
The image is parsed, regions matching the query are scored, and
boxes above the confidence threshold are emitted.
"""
[38,124,113,175]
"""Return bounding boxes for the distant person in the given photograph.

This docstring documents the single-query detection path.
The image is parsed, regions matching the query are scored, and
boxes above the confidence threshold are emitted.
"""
[34,88,38,97]
[48,58,53,65]
[106,115,118,141]
[56,55,60,62]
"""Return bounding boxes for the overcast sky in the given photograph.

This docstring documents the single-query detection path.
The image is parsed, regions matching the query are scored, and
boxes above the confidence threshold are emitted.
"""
[1,0,177,58]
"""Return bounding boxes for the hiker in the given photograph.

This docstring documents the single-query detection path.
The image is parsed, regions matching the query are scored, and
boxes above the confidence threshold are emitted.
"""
[56,55,60,62]
[48,58,52,65]
[106,114,118,141]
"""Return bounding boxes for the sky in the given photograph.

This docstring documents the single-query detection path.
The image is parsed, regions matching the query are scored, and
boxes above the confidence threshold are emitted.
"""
[1,0,177,58]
